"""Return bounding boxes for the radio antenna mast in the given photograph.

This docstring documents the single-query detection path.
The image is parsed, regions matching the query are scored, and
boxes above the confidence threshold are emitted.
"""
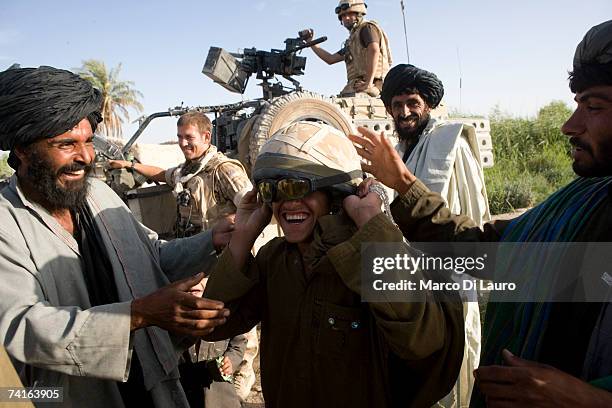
[400,1,410,63]
[456,46,463,112]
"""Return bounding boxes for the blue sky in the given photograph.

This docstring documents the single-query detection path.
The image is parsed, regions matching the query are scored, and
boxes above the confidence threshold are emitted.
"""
[1,0,610,143]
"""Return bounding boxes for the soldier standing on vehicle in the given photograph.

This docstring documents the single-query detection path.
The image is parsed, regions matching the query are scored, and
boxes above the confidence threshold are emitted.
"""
[302,0,392,97]
[109,112,260,401]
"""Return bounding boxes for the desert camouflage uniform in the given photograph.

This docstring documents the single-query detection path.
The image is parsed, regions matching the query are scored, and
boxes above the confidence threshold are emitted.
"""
[341,19,392,97]
[165,146,259,400]
[165,145,252,234]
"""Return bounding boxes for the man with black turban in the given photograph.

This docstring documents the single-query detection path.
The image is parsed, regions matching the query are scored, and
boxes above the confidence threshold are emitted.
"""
[378,64,490,408]
[351,21,612,407]
[0,66,234,408]
[379,63,490,225]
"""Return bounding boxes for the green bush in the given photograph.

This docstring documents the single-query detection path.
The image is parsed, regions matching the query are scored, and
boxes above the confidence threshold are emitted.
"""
[0,154,13,179]
[485,101,575,214]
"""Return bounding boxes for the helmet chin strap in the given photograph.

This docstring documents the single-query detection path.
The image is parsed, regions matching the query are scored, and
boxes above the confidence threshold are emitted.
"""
[342,16,362,31]
[351,15,364,31]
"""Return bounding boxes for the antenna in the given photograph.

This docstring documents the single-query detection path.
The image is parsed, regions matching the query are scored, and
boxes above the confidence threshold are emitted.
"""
[456,46,463,113]
[400,1,410,63]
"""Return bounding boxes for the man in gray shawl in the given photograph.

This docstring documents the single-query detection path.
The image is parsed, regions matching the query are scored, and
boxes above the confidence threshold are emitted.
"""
[380,63,489,408]
[0,66,233,407]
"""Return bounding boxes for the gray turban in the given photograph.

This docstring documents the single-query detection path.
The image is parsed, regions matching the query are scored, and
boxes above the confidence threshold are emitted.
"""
[570,20,612,93]
[573,20,612,69]
[381,64,444,109]
[0,66,102,151]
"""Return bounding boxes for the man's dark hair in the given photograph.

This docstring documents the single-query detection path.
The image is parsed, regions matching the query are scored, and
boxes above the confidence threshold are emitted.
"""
[569,61,612,93]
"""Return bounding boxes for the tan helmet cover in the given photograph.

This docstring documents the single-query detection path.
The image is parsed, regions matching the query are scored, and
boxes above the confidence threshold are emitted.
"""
[336,0,367,18]
[253,121,363,193]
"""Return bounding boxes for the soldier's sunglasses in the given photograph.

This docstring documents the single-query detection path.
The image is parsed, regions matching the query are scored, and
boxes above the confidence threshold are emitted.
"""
[256,171,361,203]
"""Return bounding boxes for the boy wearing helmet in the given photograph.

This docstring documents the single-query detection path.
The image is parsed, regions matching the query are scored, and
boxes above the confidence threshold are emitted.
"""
[302,0,392,97]
[203,121,464,408]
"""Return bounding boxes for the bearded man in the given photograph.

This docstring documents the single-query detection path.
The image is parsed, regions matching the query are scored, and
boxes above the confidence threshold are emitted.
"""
[350,20,612,407]
[377,63,490,408]
[302,0,392,97]
[0,66,232,408]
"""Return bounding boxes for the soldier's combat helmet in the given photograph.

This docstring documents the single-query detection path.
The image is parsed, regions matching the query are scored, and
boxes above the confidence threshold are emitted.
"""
[335,0,367,20]
[252,121,363,202]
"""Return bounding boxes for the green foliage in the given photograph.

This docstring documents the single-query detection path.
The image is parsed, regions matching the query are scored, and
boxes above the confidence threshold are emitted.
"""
[77,60,144,139]
[485,101,575,214]
[0,154,13,179]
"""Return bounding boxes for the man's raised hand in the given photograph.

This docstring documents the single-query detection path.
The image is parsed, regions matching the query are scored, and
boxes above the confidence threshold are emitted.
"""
[348,126,416,194]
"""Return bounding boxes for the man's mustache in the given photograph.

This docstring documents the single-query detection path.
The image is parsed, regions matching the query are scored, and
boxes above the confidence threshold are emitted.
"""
[569,138,592,153]
[58,162,92,175]
[398,113,419,123]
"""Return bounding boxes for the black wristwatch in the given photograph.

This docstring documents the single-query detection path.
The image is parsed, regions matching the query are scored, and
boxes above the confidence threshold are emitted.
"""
[129,159,136,172]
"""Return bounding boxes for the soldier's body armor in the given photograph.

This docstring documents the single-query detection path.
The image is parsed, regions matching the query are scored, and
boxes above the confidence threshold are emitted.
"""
[342,19,392,97]
[176,153,245,237]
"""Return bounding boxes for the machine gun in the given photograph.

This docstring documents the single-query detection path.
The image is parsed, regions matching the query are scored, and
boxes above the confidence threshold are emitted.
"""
[203,35,327,100]
[95,34,330,185]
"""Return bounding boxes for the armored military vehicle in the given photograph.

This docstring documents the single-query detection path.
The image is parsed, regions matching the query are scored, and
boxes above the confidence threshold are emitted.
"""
[93,34,493,237]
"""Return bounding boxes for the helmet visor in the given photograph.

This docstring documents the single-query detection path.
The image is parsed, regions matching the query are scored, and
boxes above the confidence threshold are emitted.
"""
[256,170,362,203]
[257,178,313,204]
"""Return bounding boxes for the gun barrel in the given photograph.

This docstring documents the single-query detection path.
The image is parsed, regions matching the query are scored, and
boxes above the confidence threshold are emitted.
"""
[282,36,327,55]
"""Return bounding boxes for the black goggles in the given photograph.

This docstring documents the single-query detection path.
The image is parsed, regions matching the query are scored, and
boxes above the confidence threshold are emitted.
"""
[256,171,362,203]
[335,2,366,14]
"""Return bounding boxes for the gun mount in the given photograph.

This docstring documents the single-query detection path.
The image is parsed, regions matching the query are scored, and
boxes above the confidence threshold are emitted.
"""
[203,36,327,100]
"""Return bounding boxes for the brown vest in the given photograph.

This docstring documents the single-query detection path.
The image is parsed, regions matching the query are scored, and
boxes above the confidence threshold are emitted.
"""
[178,153,246,234]
[342,20,392,96]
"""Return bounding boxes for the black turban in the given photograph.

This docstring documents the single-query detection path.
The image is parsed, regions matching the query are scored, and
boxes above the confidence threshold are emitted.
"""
[381,64,444,109]
[0,66,103,152]
[569,20,612,93]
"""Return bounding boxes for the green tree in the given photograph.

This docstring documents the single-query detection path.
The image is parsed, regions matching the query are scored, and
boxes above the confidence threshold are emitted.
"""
[0,153,13,179]
[77,60,144,139]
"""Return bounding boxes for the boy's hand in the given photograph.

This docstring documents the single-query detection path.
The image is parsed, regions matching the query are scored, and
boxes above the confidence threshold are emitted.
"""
[235,188,272,241]
[343,190,382,228]
[227,188,272,268]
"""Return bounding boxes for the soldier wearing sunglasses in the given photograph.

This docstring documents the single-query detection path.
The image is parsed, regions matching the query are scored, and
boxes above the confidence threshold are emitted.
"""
[301,0,392,97]
[201,121,464,408]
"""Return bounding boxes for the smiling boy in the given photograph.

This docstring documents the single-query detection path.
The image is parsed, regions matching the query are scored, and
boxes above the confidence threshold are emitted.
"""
[203,121,464,408]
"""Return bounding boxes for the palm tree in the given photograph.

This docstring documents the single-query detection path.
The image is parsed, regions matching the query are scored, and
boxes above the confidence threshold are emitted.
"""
[77,60,144,139]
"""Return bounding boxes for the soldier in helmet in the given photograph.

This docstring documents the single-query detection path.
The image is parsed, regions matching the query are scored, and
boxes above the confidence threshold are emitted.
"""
[202,121,465,408]
[302,0,392,97]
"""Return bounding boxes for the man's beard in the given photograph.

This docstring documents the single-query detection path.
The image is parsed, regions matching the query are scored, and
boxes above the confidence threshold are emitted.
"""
[394,113,430,144]
[25,148,92,210]
[569,137,612,177]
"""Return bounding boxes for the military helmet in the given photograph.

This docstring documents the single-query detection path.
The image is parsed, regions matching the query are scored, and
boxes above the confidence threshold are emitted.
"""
[335,0,367,20]
[252,121,363,198]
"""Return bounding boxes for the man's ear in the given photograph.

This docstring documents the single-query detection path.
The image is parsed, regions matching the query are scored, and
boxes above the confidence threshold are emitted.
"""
[13,145,28,164]
[203,130,212,144]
